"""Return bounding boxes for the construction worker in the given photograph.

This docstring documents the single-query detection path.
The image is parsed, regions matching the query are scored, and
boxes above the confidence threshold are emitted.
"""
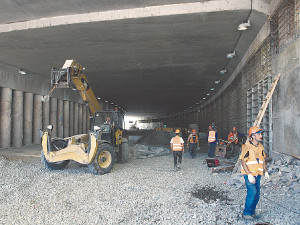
[240,126,269,220]
[170,129,184,172]
[207,125,218,158]
[227,127,241,158]
[187,129,199,159]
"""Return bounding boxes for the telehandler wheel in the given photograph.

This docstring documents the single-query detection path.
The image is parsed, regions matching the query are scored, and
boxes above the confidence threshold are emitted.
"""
[88,143,115,175]
[41,150,70,170]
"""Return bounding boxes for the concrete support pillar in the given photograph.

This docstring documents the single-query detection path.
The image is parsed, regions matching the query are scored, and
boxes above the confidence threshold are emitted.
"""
[87,109,91,131]
[63,100,70,137]
[24,92,33,145]
[78,104,83,134]
[12,90,23,147]
[0,87,12,148]
[57,99,63,138]
[69,102,74,136]
[74,103,79,135]
[33,94,43,144]
[43,98,50,129]
[82,105,87,133]
[50,98,58,137]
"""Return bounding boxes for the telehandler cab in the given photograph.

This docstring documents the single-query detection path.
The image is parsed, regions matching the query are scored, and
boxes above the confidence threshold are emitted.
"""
[40,60,128,174]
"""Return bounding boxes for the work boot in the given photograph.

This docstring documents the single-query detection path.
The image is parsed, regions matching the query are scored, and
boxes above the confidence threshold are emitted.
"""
[251,214,260,220]
[174,165,177,172]
[243,215,254,221]
[177,163,181,170]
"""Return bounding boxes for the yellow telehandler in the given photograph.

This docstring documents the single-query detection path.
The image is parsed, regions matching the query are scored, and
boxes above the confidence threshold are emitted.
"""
[40,60,128,174]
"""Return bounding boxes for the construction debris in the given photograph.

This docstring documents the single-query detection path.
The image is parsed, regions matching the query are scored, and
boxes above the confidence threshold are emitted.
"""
[229,158,300,193]
[133,144,170,159]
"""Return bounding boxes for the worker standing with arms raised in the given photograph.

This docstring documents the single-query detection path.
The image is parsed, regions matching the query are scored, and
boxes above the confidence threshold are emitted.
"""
[187,129,199,159]
[170,129,184,172]
[240,126,269,220]
[208,125,218,158]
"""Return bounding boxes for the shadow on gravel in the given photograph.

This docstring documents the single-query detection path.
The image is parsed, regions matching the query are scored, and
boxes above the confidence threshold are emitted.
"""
[191,185,232,204]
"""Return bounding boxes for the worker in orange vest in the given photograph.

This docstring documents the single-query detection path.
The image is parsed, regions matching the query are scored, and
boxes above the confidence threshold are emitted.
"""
[170,129,185,172]
[227,127,241,158]
[207,125,218,158]
[240,126,269,220]
[187,129,199,159]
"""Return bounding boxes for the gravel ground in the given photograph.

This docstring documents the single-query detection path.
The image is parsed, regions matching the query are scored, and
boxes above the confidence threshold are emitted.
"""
[0,152,299,225]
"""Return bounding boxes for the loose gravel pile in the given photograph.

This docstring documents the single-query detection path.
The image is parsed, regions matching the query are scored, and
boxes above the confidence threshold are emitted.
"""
[0,154,299,224]
[138,130,173,146]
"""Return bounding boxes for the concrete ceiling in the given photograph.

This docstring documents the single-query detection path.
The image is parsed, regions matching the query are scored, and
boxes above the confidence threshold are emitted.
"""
[0,0,269,117]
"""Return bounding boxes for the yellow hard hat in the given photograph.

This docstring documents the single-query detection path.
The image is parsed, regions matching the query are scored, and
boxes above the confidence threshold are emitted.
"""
[175,129,180,134]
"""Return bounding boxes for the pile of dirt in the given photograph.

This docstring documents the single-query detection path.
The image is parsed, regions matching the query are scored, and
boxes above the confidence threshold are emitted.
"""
[137,130,173,146]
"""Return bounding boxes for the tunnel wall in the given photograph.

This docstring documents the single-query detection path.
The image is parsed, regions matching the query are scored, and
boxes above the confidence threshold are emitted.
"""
[0,66,109,148]
[162,0,300,158]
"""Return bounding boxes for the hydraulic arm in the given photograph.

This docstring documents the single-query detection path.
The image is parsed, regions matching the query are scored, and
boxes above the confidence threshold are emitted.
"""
[48,59,101,116]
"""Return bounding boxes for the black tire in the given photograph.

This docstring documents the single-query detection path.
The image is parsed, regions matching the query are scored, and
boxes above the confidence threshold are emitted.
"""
[88,143,115,175]
[120,139,129,163]
[41,150,70,170]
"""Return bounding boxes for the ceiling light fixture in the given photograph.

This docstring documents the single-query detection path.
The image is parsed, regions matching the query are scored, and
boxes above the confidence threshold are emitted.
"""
[210,87,215,91]
[97,97,101,100]
[215,80,220,84]
[238,20,250,30]
[111,102,114,105]
[203,97,206,100]
[18,69,26,75]
[105,100,108,103]
[220,68,227,75]
[227,51,236,59]
[207,93,210,96]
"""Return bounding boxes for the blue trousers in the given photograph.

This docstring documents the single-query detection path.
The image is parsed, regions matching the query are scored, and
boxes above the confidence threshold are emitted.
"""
[208,143,216,158]
[243,175,261,215]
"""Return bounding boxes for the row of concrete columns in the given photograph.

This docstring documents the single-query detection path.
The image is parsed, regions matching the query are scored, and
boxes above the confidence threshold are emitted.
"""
[0,87,90,148]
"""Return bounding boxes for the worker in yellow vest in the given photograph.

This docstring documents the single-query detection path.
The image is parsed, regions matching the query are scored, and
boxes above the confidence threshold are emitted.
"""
[170,129,184,172]
[187,129,199,159]
[240,126,270,220]
[207,125,218,158]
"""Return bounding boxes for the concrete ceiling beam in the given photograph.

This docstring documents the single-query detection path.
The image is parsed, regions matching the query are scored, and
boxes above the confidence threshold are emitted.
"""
[0,0,269,34]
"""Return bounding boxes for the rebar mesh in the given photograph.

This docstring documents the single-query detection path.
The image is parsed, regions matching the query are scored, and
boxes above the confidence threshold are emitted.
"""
[271,0,300,55]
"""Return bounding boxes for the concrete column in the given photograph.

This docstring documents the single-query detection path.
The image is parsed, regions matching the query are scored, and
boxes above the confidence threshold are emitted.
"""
[87,108,91,131]
[63,100,70,137]
[24,92,33,145]
[74,103,79,135]
[57,99,63,138]
[43,98,50,129]
[69,102,74,136]
[50,98,58,137]
[33,94,43,144]
[0,87,12,148]
[12,90,24,147]
[82,105,87,133]
[78,104,83,134]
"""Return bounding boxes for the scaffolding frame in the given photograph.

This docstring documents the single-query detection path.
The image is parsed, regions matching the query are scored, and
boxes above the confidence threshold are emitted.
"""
[247,75,273,154]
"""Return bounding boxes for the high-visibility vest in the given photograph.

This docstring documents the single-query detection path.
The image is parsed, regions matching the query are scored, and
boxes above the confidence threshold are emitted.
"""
[189,134,198,144]
[208,131,216,143]
[241,142,265,176]
[172,136,183,151]
[228,132,238,144]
